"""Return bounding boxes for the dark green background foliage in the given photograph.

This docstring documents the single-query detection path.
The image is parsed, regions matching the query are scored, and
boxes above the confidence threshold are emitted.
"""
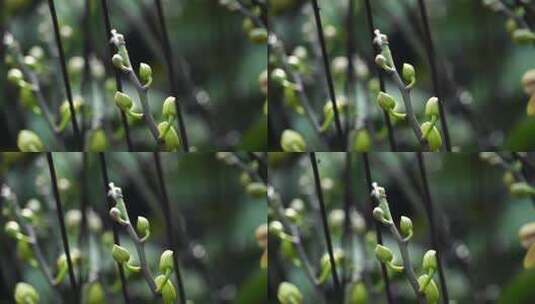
[0,0,266,151]
[269,0,535,151]
[268,152,535,303]
[0,152,267,303]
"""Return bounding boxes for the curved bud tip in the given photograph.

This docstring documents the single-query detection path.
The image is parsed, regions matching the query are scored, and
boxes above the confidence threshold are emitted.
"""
[136,216,150,237]
[280,129,306,152]
[400,216,413,238]
[248,28,268,44]
[112,54,125,70]
[277,282,303,304]
[269,221,284,237]
[372,207,385,222]
[375,244,394,263]
[377,92,396,111]
[425,97,440,119]
[114,91,133,112]
[271,68,287,85]
[246,182,268,198]
[420,122,443,152]
[5,221,21,238]
[154,274,177,304]
[17,130,44,152]
[418,274,440,304]
[111,244,130,264]
[422,249,438,272]
[7,68,23,84]
[159,249,175,273]
[139,63,152,86]
[14,282,39,304]
[402,63,416,85]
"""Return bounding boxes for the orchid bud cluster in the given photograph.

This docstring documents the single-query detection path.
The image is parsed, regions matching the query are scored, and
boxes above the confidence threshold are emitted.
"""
[374,30,443,151]
[107,183,177,303]
[371,183,440,303]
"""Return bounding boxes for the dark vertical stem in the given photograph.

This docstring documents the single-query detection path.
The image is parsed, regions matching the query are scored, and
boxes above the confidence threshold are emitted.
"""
[309,152,341,295]
[415,152,449,303]
[99,0,134,151]
[311,0,344,148]
[361,153,394,304]
[345,0,356,139]
[363,0,397,151]
[46,153,78,302]
[78,152,89,283]
[153,152,187,304]
[416,0,452,151]
[98,153,130,303]
[47,0,82,150]
[154,0,190,152]
[341,152,352,291]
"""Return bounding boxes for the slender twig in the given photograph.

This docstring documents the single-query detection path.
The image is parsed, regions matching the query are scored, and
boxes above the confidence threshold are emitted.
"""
[46,153,78,301]
[153,152,187,303]
[363,0,397,151]
[309,153,341,294]
[47,0,82,150]
[361,153,394,304]
[371,183,425,304]
[416,152,449,304]
[341,152,352,290]
[107,183,158,296]
[153,0,190,152]
[416,0,452,151]
[345,0,357,139]
[311,0,344,147]
[78,152,89,283]
[99,0,134,151]
[98,153,130,303]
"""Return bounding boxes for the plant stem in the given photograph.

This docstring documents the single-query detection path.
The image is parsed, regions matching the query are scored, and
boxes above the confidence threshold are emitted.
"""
[361,153,394,304]
[99,0,134,151]
[98,153,130,303]
[311,0,344,148]
[345,0,357,140]
[46,153,79,302]
[416,152,449,303]
[416,0,452,151]
[107,183,159,296]
[153,0,190,152]
[309,153,342,294]
[153,152,187,303]
[363,0,397,151]
[47,0,82,150]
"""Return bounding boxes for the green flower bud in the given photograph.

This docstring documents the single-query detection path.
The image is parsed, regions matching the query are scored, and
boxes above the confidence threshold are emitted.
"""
[400,216,413,238]
[246,182,268,198]
[162,97,177,119]
[284,208,299,223]
[14,282,39,304]
[109,207,122,223]
[112,54,126,70]
[425,97,440,118]
[372,207,386,223]
[402,63,416,86]
[269,221,284,237]
[377,92,396,111]
[21,208,35,222]
[86,282,105,304]
[23,56,38,69]
[375,54,388,69]
[375,244,393,263]
[318,248,345,284]
[114,92,133,111]
[349,282,368,304]
[271,68,287,85]
[277,282,303,304]
[157,122,181,151]
[420,122,442,151]
[248,28,268,44]
[111,244,130,264]
[139,62,152,86]
[513,29,535,44]
[287,55,301,70]
[509,182,535,197]
[352,129,371,152]
[8,68,23,84]
[418,275,440,304]
[17,130,44,152]
[136,216,150,238]
[280,129,306,152]
[159,249,175,273]
[65,209,82,231]
[422,250,438,273]
[88,128,108,152]
[155,274,177,304]
[5,221,21,238]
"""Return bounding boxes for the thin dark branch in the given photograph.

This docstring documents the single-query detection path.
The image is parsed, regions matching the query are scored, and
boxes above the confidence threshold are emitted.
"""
[47,0,82,149]
[311,0,344,148]
[98,153,130,303]
[416,0,452,151]
[46,153,78,302]
[415,152,449,303]
[154,0,190,151]
[99,0,134,151]
[361,153,394,303]
[345,0,356,138]
[153,152,187,303]
[309,152,341,295]
[363,0,397,151]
